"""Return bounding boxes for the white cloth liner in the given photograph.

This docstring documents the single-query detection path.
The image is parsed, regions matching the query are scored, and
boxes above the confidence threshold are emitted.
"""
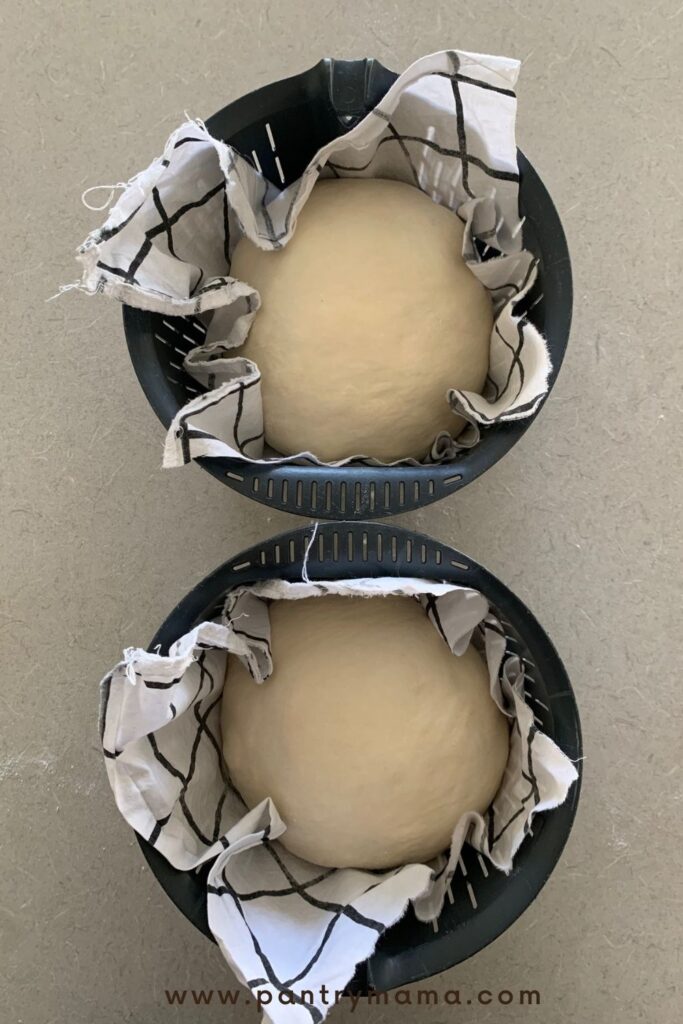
[100,578,577,1024]
[77,49,551,470]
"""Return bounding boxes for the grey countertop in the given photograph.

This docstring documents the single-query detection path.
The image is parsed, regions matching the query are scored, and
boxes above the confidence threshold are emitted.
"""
[1,1,681,1021]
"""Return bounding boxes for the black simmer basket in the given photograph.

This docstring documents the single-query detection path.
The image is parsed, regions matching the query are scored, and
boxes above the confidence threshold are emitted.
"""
[136,523,582,993]
[124,58,573,520]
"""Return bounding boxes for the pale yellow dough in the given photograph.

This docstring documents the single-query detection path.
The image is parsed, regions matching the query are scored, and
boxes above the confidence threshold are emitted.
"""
[221,596,509,870]
[231,179,492,462]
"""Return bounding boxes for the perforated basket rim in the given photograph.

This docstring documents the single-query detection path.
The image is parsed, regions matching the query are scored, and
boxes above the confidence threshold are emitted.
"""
[122,58,573,520]
[134,522,582,993]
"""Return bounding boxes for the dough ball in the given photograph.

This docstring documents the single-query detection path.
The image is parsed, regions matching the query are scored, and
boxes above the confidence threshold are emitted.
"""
[221,596,509,870]
[231,179,492,462]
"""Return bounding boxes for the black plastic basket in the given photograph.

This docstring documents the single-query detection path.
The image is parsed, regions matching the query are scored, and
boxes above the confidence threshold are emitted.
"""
[124,58,572,520]
[136,523,582,993]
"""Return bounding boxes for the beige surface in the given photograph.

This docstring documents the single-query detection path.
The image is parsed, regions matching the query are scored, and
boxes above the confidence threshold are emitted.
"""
[1,1,681,1022]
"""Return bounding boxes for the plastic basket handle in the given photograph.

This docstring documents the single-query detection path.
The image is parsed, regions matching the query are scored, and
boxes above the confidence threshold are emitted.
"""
[324,57,397,127]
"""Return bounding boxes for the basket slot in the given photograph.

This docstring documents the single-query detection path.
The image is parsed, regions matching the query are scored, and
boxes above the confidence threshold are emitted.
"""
[274,155,285,185]
[492,614,554,732]
[183,315,206,338]
[265,120,277,151]
[263,122,286,184]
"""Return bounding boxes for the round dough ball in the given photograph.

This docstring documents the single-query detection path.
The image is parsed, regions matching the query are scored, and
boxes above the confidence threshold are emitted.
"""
[221,596,509,870]
[231,179,492,462]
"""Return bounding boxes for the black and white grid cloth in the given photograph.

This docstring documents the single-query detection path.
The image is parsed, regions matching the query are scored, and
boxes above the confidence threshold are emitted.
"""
[77,49,551,469]
[100,578,577,1024]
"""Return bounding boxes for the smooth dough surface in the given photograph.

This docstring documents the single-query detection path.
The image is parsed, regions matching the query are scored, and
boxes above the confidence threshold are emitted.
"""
[221,596,509,870]
[231,179,492,462]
